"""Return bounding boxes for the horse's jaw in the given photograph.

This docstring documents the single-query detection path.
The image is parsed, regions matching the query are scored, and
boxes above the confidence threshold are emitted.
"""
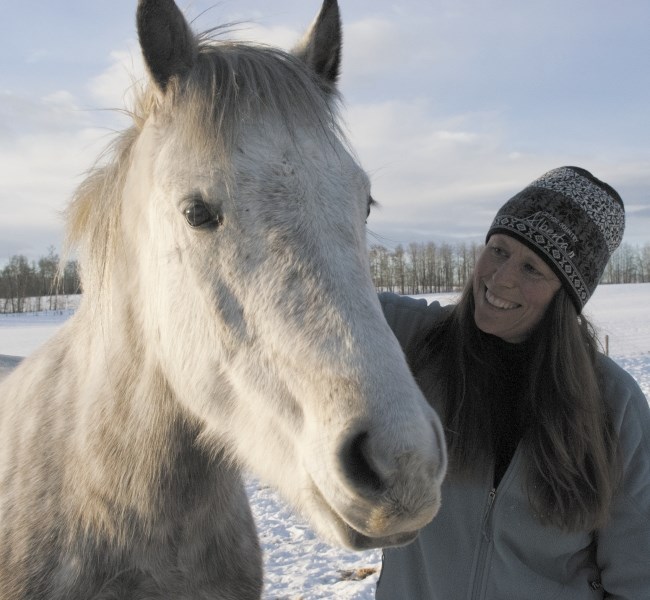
[302,478,430,551]
[297,421,444,550]
[209,351,446,551]
[251,440,442,551]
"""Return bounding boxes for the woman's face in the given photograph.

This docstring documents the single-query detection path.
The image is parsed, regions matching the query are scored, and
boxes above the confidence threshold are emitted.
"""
[472,234,562,343]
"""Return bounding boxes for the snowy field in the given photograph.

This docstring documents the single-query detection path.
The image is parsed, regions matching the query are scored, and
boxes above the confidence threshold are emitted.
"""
[0,283,648,599]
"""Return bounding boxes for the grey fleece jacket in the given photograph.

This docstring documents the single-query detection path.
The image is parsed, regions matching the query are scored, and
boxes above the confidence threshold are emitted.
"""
[376,293,650,600]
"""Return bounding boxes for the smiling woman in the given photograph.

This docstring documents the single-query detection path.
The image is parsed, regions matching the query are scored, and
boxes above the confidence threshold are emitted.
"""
[472,234,561,343]
[376,166,650,600]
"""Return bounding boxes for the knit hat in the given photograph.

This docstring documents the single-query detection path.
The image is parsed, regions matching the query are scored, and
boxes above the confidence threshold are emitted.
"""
[486,166,625,312]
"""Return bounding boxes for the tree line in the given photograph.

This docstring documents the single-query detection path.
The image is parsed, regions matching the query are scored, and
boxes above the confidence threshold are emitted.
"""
[1,241,649,313]
[0,248,80,313]
[369,241,650,295]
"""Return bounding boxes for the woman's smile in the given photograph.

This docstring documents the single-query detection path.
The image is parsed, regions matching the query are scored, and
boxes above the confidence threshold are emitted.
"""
[472,234,561,343]
[484,288,520,310]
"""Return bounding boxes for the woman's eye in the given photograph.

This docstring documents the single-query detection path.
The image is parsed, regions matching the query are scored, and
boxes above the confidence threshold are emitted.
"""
[524,263,542,276]
[184,202,221,229]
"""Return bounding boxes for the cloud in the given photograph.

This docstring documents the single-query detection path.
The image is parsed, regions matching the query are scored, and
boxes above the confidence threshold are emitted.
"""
[0,87,114,262]
[87,47,145,112]
[343,17,403,77]
[25,49,50,65]
[2,0,649,264]
[0,126,108,217]
[0,90,88,138]
[228,22,302,49]
[343,97,614,245]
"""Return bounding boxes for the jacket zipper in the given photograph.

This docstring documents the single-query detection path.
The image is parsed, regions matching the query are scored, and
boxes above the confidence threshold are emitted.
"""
[482,488,497,540]
[471,488,497,600]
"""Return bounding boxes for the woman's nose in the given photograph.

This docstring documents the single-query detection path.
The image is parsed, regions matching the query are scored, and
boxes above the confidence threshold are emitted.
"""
[491,259,517,287]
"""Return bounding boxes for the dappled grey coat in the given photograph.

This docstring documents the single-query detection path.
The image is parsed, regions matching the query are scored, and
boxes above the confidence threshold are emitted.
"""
[376,293,650,600]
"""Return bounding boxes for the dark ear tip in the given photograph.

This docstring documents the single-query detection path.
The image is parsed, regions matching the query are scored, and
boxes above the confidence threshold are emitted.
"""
[293,0,343,88]
[137,0,195,93]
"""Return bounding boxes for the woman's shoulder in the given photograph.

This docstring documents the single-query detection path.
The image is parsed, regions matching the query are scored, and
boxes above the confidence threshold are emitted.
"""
[596,356,650,584]
[597,354,650,459]
[378,293,451,350]
[597,355,648,415]
[378,292,449,321]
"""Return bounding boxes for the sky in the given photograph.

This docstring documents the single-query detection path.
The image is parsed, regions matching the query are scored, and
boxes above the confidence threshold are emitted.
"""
[1,0,649,264]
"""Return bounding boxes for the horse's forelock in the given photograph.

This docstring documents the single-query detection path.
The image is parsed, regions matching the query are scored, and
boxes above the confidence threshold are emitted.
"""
[185,38,345,153]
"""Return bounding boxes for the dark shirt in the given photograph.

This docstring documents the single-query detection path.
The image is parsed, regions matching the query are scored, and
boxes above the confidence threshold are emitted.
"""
[483,334,532,486]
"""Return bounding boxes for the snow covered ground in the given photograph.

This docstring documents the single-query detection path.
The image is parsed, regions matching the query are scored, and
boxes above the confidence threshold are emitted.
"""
[0,283,648,599]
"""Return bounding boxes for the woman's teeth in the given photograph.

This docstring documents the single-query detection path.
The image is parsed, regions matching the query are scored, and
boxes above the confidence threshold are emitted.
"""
[486,289,519,310]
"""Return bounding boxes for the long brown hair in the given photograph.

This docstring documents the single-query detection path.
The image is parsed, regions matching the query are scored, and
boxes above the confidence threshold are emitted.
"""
[415,281,619,531]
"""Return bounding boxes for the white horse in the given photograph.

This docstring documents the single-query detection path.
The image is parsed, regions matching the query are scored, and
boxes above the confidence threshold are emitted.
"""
[0,1,446,598]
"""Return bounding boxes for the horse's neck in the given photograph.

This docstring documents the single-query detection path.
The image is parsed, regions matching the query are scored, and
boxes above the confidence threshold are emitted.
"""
[55,297,235,532]
[0,301,261,593]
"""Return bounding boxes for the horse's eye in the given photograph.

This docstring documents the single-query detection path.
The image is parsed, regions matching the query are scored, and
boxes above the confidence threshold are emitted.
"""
[366,195,378,222]
[184,202,221,229]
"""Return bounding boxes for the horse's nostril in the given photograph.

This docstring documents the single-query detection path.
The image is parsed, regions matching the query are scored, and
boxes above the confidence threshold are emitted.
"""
[340,431,384,493]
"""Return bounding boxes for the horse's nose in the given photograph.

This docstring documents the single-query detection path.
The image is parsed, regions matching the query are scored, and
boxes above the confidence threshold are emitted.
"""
[340,431,385,493]
[339,421,445,499]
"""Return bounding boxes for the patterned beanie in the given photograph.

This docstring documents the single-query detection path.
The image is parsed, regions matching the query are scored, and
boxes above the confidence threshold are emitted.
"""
[486,166,625,312]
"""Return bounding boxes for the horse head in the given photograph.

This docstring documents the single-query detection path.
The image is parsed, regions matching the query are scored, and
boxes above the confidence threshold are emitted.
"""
[73,0,447,550]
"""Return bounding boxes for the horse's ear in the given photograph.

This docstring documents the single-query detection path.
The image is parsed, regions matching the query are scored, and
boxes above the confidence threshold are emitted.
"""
[137,0,196,93]
[292,0,342,88]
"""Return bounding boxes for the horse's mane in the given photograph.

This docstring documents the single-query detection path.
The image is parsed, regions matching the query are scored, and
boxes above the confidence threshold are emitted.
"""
[65,31,345,299]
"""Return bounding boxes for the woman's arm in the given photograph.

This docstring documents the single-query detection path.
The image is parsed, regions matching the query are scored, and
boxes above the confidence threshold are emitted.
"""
[596,358,650,599]
[378,292,447,357]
